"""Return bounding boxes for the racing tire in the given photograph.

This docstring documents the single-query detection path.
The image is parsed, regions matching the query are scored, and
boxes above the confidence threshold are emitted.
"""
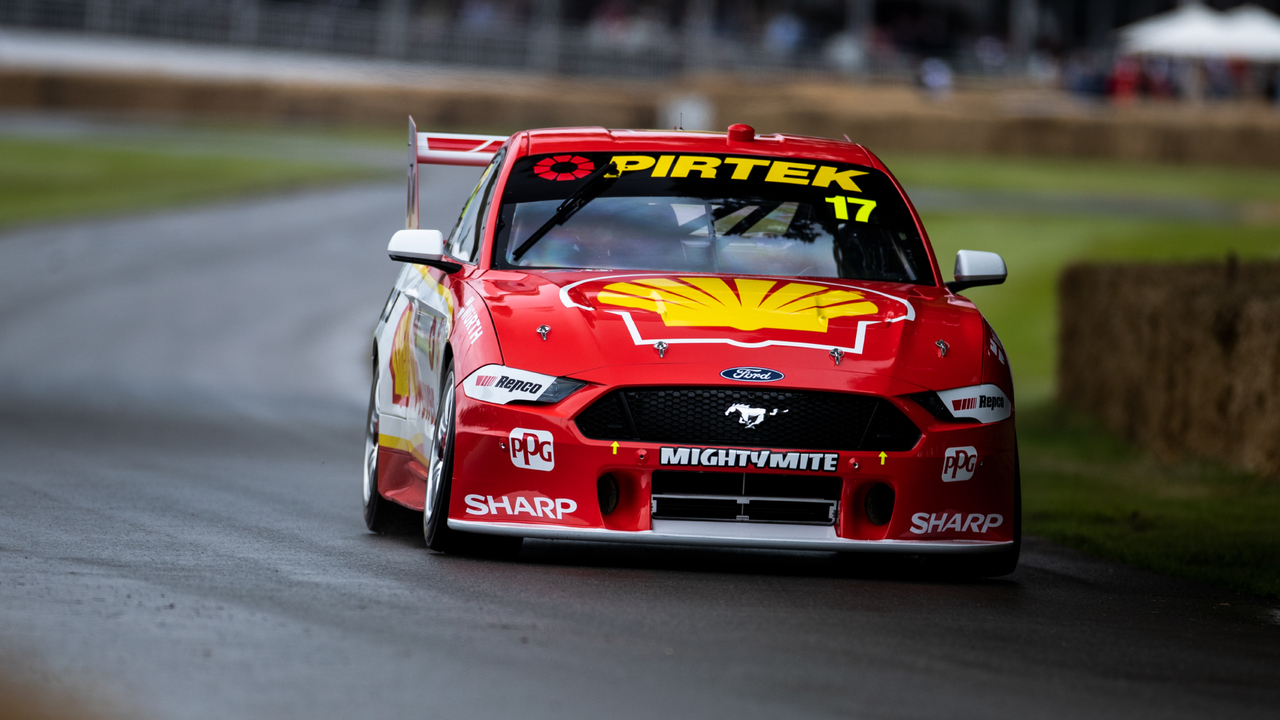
[423,363,523,559]
[363,356,422,535]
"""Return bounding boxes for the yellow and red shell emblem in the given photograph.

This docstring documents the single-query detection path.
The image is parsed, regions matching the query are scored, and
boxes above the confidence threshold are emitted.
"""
[389,304,420,408]
[596,277,879,333]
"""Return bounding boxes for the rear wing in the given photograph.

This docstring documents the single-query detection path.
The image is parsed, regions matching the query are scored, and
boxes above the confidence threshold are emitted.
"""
[406,116,508,229]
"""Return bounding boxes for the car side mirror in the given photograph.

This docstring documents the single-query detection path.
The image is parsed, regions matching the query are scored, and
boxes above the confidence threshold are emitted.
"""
[387,229,462,273]
[947,249,1007,293]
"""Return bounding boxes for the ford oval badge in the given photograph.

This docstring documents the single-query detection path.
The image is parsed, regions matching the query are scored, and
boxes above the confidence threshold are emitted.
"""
[721,367,785,383]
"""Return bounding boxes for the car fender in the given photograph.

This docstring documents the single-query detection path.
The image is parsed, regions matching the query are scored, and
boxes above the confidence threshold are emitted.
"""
[450,278,504,383]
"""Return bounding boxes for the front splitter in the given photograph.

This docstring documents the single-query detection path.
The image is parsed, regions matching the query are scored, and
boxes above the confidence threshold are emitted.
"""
[449,518,1013,554]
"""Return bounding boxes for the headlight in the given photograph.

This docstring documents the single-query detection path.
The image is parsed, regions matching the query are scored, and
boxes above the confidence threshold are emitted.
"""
[909,384,1010,424]
[462,364,586,405]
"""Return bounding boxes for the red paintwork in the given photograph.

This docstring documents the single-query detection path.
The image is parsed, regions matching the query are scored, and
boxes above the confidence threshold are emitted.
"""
[377,447,427,510]
[379,127,1017,548]
[449,278,506,381]
[477,271,984,389]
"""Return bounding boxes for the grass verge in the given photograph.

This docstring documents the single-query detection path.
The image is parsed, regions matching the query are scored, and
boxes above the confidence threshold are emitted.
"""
[0,136,389,230]
[1019,403,1280,598]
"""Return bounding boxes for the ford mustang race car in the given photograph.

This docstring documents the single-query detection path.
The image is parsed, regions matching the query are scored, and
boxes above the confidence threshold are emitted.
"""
[363,118,1019,575]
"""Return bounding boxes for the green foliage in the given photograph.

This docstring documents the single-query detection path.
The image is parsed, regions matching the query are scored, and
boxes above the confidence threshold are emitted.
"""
[0,137,385,230]
[1019,403,1280,598]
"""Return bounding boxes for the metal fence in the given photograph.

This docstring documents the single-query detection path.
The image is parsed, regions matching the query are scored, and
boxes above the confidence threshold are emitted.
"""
[0,0,923,78]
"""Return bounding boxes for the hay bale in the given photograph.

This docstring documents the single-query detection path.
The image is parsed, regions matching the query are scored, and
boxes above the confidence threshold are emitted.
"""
[1058,261,1280,477]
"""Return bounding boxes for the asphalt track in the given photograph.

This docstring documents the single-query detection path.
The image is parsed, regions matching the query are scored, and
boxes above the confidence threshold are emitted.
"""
[0,168,1277,720]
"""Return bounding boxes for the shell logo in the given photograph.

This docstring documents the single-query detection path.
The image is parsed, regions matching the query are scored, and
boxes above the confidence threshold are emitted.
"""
[596,277,879,333]
[534,155,595,181]
[389,305,420,408]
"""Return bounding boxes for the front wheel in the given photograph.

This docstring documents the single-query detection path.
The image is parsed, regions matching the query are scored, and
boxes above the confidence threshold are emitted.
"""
[423,362,522,558]
[363,353,422,534]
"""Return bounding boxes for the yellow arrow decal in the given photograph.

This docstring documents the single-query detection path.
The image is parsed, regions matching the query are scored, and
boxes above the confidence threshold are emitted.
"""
[879,451,887,465]
[611,441,619,455]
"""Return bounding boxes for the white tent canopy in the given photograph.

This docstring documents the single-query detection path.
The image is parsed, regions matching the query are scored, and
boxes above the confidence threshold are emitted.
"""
[1119,3,1280,61]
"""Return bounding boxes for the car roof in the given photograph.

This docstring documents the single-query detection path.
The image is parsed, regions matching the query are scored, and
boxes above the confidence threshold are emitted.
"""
[517,127,885,170]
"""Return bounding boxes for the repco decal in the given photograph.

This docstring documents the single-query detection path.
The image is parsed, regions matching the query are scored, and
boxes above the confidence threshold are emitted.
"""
[476,375,543,395]
[462,365,556,406]
[660,446,839,472]
[909,513,1003,534]
[951,395,1004,412]
[935,385,1011,424]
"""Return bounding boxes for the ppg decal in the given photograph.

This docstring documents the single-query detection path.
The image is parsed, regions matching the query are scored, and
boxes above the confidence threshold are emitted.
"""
[509,428,554,471]
[942,446,978,482]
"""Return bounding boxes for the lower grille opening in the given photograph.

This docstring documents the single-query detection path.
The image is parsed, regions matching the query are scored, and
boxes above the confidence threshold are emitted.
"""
[651,471,840,525]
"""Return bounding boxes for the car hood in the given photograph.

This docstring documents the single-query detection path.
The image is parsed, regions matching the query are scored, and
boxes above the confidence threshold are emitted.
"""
[471,269,985,394]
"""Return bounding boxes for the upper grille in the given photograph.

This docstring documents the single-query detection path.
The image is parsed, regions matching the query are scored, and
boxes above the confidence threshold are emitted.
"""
[575,387,920,452]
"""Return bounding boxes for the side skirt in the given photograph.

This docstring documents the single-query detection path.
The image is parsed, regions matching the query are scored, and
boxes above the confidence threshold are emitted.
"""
[377,446,427,511]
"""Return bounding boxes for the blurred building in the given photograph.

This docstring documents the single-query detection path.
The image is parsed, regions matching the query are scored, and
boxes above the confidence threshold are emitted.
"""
[1,0,1278,92]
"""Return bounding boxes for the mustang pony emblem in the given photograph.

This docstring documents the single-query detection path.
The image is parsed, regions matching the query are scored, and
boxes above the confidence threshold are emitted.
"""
[725,403,787,429]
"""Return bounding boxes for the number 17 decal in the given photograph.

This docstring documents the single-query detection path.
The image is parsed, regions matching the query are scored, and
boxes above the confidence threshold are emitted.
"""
[825,196,877,222]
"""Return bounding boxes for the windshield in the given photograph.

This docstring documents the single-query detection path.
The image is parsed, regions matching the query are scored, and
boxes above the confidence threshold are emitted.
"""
[492,151,935,285]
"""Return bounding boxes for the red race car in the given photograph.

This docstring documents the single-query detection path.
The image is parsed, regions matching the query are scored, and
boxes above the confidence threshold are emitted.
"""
[364,119,1018,575]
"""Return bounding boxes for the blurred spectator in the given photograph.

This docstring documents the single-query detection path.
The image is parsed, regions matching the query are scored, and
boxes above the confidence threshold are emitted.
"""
[1142,57,1176,99]
[587,1,670,56]
[1179,59,1206,103]
[762,10,804,59]
[823,31,866,74]
[1227,59,1258,99]
[459,0,500,31]
[919,57,953,99]
[1028,52,1059,85]
[625,7,670,55]
[587,0,629,49]
[1108,56,1141,104]
[974,35,1006,73]
[1205,58,1233,99]
[1063,52,1108,97]
[12,0,1280,94]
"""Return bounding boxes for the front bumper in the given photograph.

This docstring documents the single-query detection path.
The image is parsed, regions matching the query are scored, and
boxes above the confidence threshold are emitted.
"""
[448,383,1017,554]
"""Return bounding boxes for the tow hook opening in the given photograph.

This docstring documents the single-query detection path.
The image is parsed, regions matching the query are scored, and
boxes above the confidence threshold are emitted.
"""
[864,483,895,526]
[598,473,620,516]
